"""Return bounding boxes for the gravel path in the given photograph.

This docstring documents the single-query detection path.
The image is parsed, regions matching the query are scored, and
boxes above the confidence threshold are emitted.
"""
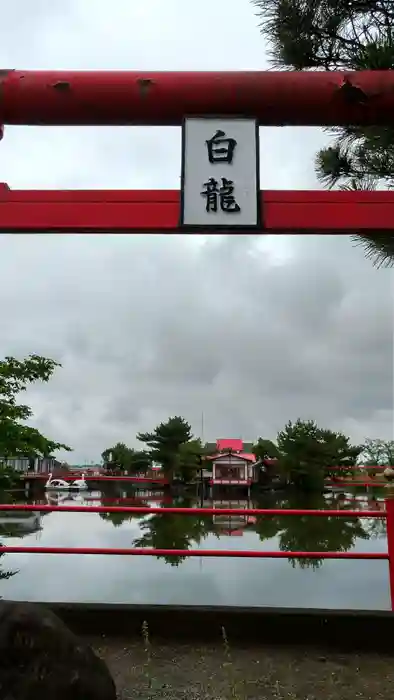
[90,636,394,700]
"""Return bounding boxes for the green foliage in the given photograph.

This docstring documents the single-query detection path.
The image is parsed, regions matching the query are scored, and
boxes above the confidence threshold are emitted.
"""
[137,416,198,480]
[361,438,394,466]
[176,438,206,482]
[253,438,282,483]
[0,464,20,490]
[253,438,281,461]
[102,442,151,474]
[252,0,394,266]
[277,419,361,491]
[351,233,394,269]
[0,355,71,471]
[138,416,193,451]
[360,438,394,478]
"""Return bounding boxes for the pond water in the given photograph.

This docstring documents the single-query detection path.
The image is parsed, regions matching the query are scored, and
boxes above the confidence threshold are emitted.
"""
[0,486,390,610]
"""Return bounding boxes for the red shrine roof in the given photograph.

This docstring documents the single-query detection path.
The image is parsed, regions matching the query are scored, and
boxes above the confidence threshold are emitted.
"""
[216,438,243,451]
[205,438,256,463]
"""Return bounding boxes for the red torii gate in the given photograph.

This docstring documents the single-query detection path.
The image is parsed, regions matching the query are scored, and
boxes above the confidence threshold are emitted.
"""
[0,69,393,234]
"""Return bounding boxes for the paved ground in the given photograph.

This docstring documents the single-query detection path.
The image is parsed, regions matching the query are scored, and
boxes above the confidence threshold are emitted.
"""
[90,636,394,700]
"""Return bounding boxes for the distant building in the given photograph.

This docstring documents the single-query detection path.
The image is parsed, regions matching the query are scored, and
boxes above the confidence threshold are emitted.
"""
[205,439,258,487]
[3,456,60,474]
[68,464,104,477]
[70,464,103,472]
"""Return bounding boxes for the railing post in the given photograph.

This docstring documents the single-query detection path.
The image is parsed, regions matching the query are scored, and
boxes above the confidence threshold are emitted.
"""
[385,494,394,611]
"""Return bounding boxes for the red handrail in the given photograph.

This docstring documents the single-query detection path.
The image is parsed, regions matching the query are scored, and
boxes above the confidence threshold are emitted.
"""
[0,546,387,559]
[1,500,392,609]
[0,504,385,516]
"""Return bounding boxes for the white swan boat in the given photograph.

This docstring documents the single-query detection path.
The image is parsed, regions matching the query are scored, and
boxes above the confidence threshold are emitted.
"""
[69,474,88,491]
[45,472,88,491]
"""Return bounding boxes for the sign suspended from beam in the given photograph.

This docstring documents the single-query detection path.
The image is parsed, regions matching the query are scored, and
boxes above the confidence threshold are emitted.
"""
[180,118,260,229]
[0,69,393,236]
[0,70,393,126]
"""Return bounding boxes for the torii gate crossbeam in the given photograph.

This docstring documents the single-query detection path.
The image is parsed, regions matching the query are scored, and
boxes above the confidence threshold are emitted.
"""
[0,70,394,126]
[0,185,393,234]
[0,70,393,235]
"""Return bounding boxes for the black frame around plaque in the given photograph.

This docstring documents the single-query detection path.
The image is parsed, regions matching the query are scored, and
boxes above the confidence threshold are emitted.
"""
[179,115,261,231]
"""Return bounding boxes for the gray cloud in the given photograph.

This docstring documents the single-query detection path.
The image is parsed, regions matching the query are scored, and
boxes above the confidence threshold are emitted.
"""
[0,1,392,461]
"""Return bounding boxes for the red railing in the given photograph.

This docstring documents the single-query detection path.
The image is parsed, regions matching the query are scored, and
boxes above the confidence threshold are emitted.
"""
[0,499,393,609]
[21,465,388,491]
[209,477,384,488]
[0,547,387,560]
[0,504,384,516]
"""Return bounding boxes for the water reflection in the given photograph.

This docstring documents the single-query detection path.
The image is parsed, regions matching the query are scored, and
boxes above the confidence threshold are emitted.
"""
[0,490,47,587]
[254,493,371,570]
[24,486,387,569]
[0,485,388,608]
[0,554,16,586]
[133,499,215,566]
[127,491,384,569]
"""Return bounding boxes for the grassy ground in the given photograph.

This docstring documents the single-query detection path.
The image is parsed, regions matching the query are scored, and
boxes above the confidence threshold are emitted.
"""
[90,633,394,700]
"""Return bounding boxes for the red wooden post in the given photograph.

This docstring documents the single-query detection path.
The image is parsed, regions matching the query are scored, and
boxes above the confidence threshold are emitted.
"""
[385,495,394,611]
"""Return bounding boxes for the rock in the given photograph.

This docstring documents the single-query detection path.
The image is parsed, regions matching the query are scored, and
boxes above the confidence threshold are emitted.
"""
[0,601,117,699]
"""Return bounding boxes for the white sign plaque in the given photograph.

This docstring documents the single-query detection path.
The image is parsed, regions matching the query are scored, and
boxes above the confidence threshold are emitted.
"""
[180,117,260,229]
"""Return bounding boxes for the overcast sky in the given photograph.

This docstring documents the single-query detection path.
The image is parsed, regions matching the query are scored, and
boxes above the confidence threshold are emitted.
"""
[0,0,392,463]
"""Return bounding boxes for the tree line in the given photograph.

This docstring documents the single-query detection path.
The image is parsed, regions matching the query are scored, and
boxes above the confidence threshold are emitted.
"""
[0,353,392,493]
[102,415,394,491]
[102,416,206,483]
